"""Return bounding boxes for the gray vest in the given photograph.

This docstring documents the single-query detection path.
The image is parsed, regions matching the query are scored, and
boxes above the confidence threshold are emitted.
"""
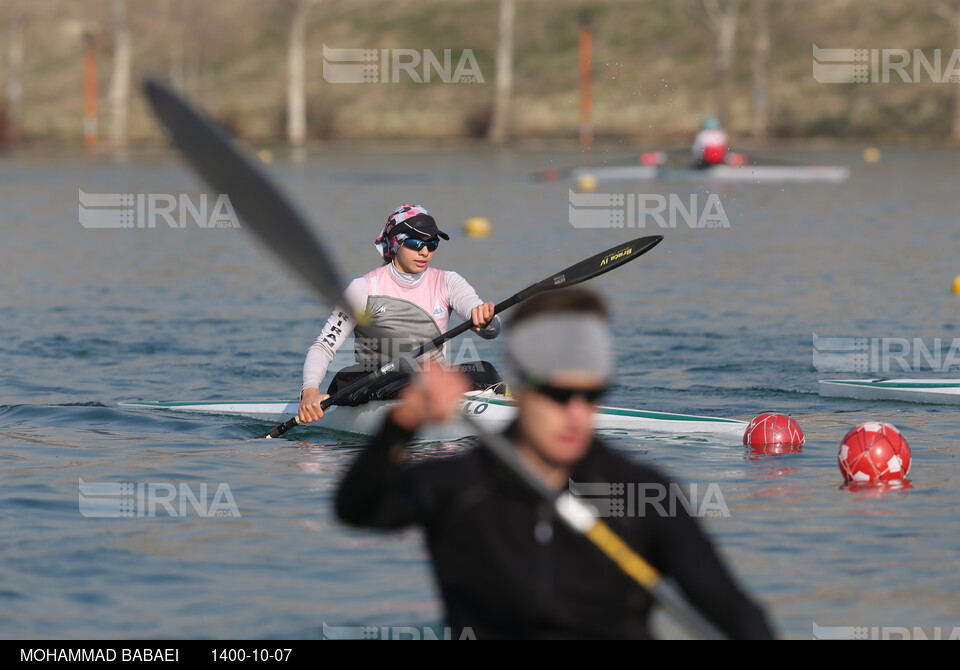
[353,295,444,372]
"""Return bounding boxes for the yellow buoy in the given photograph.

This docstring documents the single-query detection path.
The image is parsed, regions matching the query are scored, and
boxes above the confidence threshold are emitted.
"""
[863,147,881,164]
[952,274,960,295]
[464,217,491,238]
[577,174,598,192]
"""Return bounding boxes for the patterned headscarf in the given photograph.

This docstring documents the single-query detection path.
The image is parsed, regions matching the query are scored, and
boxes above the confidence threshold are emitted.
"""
[374,204,433,262]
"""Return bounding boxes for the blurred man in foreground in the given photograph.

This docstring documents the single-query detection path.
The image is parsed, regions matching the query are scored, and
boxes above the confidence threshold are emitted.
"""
[336,288,775,639]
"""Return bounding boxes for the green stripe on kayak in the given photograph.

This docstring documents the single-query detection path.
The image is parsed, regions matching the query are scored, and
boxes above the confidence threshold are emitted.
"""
[826,381,960,389]
[482,396,745,424]
[121,400,292,407]
[594,406,745,424]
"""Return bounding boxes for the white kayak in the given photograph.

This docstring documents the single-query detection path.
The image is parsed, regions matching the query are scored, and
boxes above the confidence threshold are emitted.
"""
[818,378,960,404]
[119,391,748,441]
[569,164,850,184]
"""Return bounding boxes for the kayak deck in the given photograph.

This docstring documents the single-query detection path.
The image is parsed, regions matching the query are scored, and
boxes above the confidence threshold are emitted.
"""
[119,392,748,441]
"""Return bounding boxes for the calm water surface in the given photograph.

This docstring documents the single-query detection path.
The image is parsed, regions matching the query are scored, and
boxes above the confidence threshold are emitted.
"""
[1,143,959,639]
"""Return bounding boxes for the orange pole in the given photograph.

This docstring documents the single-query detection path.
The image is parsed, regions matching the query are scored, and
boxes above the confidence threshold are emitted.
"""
[579,16,592,150]
[83,33,98,149]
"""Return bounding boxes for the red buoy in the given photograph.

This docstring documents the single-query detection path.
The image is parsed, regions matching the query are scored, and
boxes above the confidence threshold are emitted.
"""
[838,422,911,484]
[639,151,667,166]
[743,413,805,452]
[726,152,748,167]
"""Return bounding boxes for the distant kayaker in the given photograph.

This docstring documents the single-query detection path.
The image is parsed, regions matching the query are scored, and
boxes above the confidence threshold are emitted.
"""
[298,204,501,423]
[691,116,729,167]
[335,287,776,640]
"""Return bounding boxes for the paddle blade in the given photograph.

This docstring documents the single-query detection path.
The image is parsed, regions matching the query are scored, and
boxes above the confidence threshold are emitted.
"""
[142,77,366,324]
[517,235,663,301]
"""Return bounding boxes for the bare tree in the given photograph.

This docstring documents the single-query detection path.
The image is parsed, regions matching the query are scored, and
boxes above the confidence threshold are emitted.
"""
[162,1,200,98]
[579,11,593,150]
[83,30,98,150]
[487,0,515,143]
[685,0,742,128]
[286,0,311,147]
[4,0,25,144]
[930,0,960,141]
[166,0,186,92]
[750,0,769,138]
[108,0,131,151]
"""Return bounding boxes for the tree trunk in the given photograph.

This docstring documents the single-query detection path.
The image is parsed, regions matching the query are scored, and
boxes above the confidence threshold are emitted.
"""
[108,0,131,152]
[487,0,515,143]
[713,0,740,129]
[930,0,960,141]
[954,9,960,141]
[579,13,593,150]
[750,0,769,138]
[169,29,185,92]
[5,2,24,144]
[83,32,98,150]
[287,0,308,147]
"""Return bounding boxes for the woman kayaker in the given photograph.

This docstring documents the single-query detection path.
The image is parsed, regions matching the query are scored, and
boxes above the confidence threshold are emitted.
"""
[298,204,501,423]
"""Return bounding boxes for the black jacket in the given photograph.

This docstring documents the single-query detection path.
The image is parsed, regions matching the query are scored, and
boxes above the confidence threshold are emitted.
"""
[336,418,776,640]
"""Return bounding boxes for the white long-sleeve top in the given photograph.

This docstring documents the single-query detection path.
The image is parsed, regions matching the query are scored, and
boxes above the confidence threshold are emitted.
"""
[301,262,500,392]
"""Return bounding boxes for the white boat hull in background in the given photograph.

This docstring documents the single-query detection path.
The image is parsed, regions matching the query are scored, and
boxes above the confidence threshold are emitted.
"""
[818,379,960,404]
[569,164,850,184]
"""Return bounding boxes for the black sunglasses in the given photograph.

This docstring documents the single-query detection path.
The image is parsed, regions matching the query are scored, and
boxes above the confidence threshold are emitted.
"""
[402,238,440,252]
[528,380,608,404]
